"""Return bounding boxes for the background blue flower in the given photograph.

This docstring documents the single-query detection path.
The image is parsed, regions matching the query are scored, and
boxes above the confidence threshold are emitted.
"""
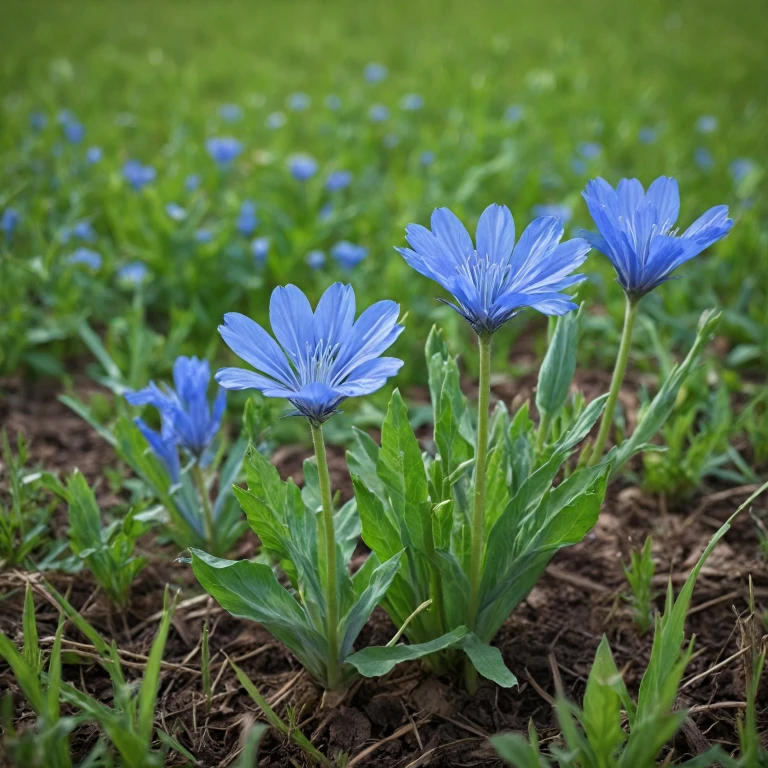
[306,249,326,269]
[219,103,242,122]
[68,247,102,270]
[126,355,225,462]
[582,176,733,298]
[325,170,352,192]
[369,104,389,122]
[288,154,318,181]
[251,236,269,264]
[397,205,589,334]
[122,160,156,191]
[331,240,368,269]
[236,200,258,236]
[215,283,403,424]
[1,208,20,239]
[364,62,388,83]
[85,146,102,164]
[287,92,311,111]
[117,261,149,285]
[206,136,243,166]
[166,203,187,221]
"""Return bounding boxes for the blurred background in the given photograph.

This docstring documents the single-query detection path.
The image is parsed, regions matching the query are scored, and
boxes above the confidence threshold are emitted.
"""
[1,0,765,433]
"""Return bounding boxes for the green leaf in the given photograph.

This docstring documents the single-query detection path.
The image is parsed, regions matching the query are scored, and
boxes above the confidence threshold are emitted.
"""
[492,731,551,768]
[346,626,470,677]
[340,551,403,658]
[377,389,429,552]
[190,548,327,679]
[353,474,402,560]
[536,307,581,419]
[459,632,517,688]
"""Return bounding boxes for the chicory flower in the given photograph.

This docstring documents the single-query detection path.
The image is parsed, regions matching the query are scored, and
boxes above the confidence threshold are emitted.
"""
[251,236,269,264]
[86,146,103,164]
[219,103,243,122]
[206,137,243,166]
[306,249,326,269]
[331,240,368,269]
[127,356,226,462]
[122,160,156,191]
[288,154,318,181]
[1,208,20,240]
[166,203,187,221]
[582,176,733,299]
[325,170,352,192]
[364,62,388,83]
[287,92,311,111]
[68,248,102,270]
[117,261,149,285]
[369,104,389,123]
[216,283,403,424]
[397,205,588,335]
[236,200,258,236]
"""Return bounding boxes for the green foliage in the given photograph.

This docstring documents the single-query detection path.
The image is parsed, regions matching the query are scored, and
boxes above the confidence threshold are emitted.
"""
[622,536,656,634]
[346,328,612,683]
[493,482,768,768]
[0,584,191,767]
[62,470,147,608]
[0,430,67,569]
[191,445,403,689]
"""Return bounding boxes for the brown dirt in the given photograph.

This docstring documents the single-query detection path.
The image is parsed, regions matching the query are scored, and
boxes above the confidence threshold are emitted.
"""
[1,377,767,767]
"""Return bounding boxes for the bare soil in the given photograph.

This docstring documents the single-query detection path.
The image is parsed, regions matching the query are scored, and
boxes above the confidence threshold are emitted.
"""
[1,375,767,767]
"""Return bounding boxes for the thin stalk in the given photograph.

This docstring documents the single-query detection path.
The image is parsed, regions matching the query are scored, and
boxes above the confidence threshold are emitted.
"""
[589,295,640,465]
[465,333,492,692]
[310,423,340,690]
[192,463,216,551]
[535,410,552,454]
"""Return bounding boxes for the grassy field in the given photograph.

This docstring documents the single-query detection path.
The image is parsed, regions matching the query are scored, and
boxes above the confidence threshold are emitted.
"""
[1,1,767,766]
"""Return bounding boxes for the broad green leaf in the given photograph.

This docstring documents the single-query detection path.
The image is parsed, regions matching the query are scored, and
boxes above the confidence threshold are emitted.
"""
[460,632,517,688]
[492,731,551,768]
[377,389,429,552]
[340,551,403,657]
[536,307,581,419]
[347,626,469,677]
[352,474,402,560]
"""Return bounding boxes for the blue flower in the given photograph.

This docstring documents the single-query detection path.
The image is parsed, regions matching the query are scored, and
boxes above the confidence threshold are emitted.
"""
[325,170,352,192]
[117,261,149,285]
[64,121,85,144]
[696,115,718,134]
[331,240,368,269]
[397,205,588,335]
[694,147,714,170]
[185,174,202,192]
[582,176,733,299]
[504,105,524,124]
[1,208,20,238]
[571,158,587,175]
[215,283,403,424]
[400,93,424,111]
[532,204,572,223]
[195,228,214,244]
[206,137,243,166]
[251,236,270,264]
[369,104,389,123]
[730,158,756,184]
[166,203,187,221]
[420,151,435,167]
[219,103,243,122]
[266,111,286,130]
[578,142,602,160]
[86,146,102,164]
[127,356,225,463]
[306,249,326,269]
[287,92,311,111]
[236,200,258,236]
[62,220,96,243]
[318,202,334,221]
[638,127,657,145]
[68,248,102,270]
[325,94,342,111]
[364,63,388,83]
[288,154,318,181]
[30,111,47,131]
[122,160,156,191]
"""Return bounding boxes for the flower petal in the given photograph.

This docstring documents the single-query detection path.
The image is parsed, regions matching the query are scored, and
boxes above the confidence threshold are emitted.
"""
[215,366,293,396]
[475,204,515,264]
[218,312,296,387]
[646,176,680,230]
[335,357,403,397]
[313,282,356,347]
[269,284,314,365]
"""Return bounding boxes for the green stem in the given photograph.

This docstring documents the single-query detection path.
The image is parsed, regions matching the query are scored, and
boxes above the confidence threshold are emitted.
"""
[192,463,216,550]
[535,410,552,454]
[465,334,492,691]
[589,295,640,465]
[310,423,340,690]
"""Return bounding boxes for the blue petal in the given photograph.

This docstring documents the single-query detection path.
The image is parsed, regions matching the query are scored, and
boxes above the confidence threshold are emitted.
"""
[269,284,314,365]
[335,357,404,397]
[215,366,294,396]
[475,204,515,264]
[646,176,680,230]
[313,283,356,347]
[135,417,180,483]
[430,208,475,269]
[218,312,296,388]
[509,216,564,287]
[332,300,403,381]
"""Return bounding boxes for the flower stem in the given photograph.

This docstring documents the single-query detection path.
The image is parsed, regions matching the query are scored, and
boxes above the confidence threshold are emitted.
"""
[465,333,492,692]
[310,423,340,690]
[589,295,640,465]
[192,463,216,551]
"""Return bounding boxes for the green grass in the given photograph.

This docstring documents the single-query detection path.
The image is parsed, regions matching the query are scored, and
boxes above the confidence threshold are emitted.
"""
[0,0,765,390]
